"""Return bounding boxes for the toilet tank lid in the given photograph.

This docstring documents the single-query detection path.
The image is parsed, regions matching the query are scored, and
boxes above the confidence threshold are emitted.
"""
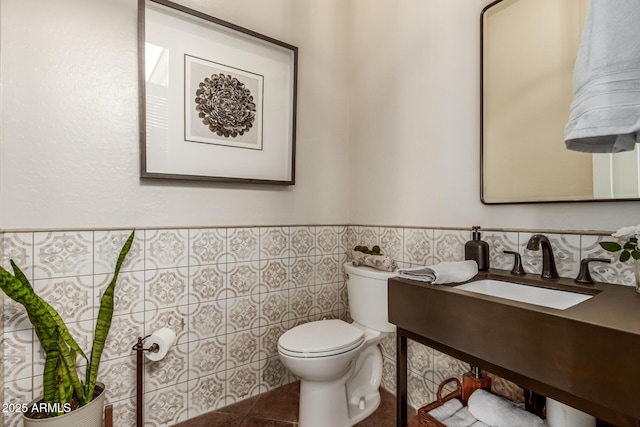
[279,319,364,354]
[343,262,398,280]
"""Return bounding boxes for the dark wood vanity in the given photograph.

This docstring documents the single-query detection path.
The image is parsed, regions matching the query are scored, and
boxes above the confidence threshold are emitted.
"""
[389,269,640,427]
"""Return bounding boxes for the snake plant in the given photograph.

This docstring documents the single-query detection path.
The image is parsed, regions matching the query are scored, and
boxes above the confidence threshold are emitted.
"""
[0,230,134,417]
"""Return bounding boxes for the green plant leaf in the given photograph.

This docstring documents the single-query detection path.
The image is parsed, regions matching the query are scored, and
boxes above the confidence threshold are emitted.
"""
[0,266,45,313]
[42,301,87,359]
[3,263,58,350]
[57,360,67,414]
[631,237,638,243]
[3,262,87,407]
[599,242,622,252]
[54,355,75,415]
[42,329,60,404]
[11,261,87,361]
[0,264,64,382]
[8,261,35,292]
[620,251,631,262]
[57,334,86,404]
[85,230,135,399]
[1,232,135,410]
[632,250,640,260]
[624,242,636,250]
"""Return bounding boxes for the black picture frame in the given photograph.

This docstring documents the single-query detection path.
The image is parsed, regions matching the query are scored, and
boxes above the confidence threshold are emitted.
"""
[139,0,297,184]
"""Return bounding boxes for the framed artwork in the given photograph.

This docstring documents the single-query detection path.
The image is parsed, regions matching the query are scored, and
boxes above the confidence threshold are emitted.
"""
[139,0,297,184]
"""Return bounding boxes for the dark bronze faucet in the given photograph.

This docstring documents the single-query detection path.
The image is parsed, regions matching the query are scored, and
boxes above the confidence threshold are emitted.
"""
[525,234,559,280]
[575,258,611,284]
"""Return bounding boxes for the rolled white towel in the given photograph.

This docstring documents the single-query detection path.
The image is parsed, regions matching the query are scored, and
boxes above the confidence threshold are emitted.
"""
[442,407,478,427]
[349,250,398,272]
[398,260,478,284]
[468,389,544,427]
[427,399,464,421]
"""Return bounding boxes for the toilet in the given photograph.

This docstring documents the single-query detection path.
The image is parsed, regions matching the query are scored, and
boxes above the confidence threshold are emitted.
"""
[278,263,397,427]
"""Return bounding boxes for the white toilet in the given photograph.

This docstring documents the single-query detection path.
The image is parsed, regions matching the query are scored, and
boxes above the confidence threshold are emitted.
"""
[278,263,397,427]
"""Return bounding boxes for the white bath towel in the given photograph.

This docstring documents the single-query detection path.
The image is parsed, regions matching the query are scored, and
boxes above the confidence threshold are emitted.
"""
[398,261,478,284]
[442,407,478,427]
[468,389,544,427]
[565,0,640,153]
[427,399,464,421]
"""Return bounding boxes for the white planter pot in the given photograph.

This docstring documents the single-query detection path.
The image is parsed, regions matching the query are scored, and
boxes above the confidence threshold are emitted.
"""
[22,382,105,427]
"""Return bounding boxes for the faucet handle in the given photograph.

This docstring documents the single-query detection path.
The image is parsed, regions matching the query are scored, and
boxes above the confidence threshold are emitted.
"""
[503,250,526,275]
[574,258,611,285]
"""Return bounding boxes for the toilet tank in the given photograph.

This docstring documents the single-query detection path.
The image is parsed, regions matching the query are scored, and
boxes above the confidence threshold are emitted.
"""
[343,263,396,333]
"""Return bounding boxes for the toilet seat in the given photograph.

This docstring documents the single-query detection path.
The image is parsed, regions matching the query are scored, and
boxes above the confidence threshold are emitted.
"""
[278,319,365,358]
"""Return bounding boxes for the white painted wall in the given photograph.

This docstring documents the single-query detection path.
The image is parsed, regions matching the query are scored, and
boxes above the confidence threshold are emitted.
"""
[2,0,638,232]
[348,0,638,232]
[0,0,351,229]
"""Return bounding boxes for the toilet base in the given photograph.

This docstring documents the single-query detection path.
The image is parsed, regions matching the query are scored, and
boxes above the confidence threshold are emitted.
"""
[298,377,381,427]
[298,373,348,427]
[297,345,384,427]
[347,390,381,426]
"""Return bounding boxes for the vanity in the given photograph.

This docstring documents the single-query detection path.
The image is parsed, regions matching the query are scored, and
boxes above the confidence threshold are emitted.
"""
[389,269,640,427]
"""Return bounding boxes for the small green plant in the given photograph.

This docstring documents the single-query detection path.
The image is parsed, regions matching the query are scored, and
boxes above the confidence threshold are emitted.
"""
[353,245,383,255]
[599,225,640,262]
[0,230,134,417]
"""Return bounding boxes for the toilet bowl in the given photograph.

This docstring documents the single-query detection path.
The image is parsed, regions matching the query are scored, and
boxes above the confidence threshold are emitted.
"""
[278,263,397,427]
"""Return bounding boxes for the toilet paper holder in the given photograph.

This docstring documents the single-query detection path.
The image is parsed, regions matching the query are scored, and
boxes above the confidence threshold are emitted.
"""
[132,334,160,355]
[131,335,154,427]
[131,329,175,427]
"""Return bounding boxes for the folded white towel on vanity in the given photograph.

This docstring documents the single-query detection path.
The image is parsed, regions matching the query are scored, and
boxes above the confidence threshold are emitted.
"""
[427,398,463,421]
[468,389,544,427]
[398,260,478,284]
[442,407,478,427]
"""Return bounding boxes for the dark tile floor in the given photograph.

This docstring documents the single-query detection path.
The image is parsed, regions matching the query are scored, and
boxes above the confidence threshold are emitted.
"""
[175,381,415,427]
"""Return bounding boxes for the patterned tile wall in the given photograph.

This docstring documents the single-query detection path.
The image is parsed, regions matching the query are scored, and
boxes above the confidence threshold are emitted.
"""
[1,225,633,425]
[1,226,348,427]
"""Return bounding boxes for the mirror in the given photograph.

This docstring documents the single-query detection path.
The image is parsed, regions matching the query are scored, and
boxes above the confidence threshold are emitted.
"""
[481,0,640,204]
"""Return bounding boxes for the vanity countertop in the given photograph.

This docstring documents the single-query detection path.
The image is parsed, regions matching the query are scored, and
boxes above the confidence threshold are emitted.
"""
[425,269,640,335]
[388,269,640,426]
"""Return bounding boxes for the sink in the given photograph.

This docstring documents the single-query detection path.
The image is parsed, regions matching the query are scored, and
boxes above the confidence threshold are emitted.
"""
[390,272,640,425]
[455,279,592,310]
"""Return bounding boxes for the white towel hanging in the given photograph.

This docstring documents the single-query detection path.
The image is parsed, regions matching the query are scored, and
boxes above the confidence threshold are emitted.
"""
[565,0,640,153]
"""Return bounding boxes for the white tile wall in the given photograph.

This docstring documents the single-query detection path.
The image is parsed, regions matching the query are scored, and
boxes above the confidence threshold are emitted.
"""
[0,227,347,426]
[0,225,634,426]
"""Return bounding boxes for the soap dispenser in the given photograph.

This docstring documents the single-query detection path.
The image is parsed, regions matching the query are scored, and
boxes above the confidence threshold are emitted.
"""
[461,366,492,405]
[465,226,490,271]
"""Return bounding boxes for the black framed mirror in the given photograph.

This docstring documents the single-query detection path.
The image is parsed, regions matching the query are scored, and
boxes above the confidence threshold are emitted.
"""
[481,0,640,204]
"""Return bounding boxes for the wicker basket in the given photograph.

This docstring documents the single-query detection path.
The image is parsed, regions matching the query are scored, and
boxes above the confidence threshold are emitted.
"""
[418,378,463,427]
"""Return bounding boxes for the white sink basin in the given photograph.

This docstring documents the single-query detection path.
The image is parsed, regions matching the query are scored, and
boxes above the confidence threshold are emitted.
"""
[455,279,592,310]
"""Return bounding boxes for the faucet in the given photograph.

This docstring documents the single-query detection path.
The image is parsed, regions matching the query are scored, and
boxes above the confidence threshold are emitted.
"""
[525,234,559,279]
